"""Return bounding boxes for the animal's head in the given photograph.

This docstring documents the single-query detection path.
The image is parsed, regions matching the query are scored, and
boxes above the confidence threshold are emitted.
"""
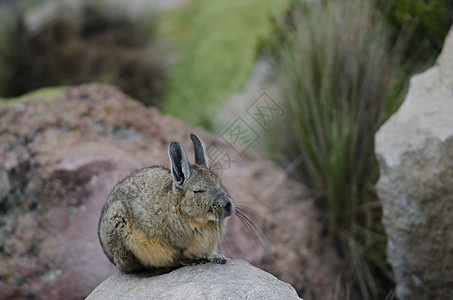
[168,134,235,223]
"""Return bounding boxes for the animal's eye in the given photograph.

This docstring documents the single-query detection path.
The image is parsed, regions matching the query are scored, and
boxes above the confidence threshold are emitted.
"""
[193,189,205,194]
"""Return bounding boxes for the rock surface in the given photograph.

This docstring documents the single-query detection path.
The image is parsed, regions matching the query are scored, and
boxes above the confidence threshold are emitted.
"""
[375,27,453,299]
[0,84,339,299]
[86,259,302,300]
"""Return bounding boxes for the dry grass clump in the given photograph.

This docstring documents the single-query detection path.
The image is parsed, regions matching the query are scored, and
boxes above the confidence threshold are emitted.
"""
[268,0,406,298]
[0,2,166,107]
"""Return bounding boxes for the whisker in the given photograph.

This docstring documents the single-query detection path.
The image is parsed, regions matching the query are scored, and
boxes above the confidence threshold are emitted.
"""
[218,216,235,258]
[220,229,235,257]
[235,206,271,257]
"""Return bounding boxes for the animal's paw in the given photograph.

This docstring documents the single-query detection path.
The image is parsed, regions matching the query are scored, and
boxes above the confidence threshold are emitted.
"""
[180,257,209,266]
[208,254,227,264]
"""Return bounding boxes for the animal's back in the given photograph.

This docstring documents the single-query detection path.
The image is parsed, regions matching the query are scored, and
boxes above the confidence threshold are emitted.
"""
[98,166,175,272]
[111,166,172,205]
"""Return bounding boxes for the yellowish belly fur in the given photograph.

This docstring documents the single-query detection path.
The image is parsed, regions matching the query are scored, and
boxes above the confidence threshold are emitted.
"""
[127,230,180,267]
[126,220,224,268]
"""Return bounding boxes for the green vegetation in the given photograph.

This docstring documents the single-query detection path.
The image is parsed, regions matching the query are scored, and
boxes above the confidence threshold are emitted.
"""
[377,0,453,69]
[267,0,406,298]
[160,0,289,128]
[0,86,68,106]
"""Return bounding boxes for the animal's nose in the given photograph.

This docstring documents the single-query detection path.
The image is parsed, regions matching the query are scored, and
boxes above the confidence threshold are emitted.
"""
[224,202,231,212]
[223,199,235,217]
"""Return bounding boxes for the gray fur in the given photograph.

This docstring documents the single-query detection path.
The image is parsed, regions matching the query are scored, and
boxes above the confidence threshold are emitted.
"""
[98,134,235,273]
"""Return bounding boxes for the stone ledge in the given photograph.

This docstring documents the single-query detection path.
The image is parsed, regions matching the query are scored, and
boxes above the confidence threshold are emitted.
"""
[87,259,302,300]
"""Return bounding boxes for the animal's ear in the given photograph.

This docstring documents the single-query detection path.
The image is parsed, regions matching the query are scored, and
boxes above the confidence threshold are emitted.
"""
[190,133,209,168]
[169,141,191,190]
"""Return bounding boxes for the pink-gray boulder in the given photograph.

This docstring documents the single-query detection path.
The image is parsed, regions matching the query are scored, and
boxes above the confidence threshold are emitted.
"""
[0,84,338,299]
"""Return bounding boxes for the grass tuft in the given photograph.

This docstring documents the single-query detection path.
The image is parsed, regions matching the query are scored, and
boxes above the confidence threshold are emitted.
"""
[268,0,407,298]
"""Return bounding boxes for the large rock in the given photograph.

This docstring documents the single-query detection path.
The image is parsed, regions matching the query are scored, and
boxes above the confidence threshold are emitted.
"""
[0,84,338,299]
[86,259,302,299]
[375,27,453,299]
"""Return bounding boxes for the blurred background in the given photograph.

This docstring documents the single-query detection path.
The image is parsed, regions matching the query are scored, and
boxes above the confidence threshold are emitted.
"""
[0,0,452,299]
